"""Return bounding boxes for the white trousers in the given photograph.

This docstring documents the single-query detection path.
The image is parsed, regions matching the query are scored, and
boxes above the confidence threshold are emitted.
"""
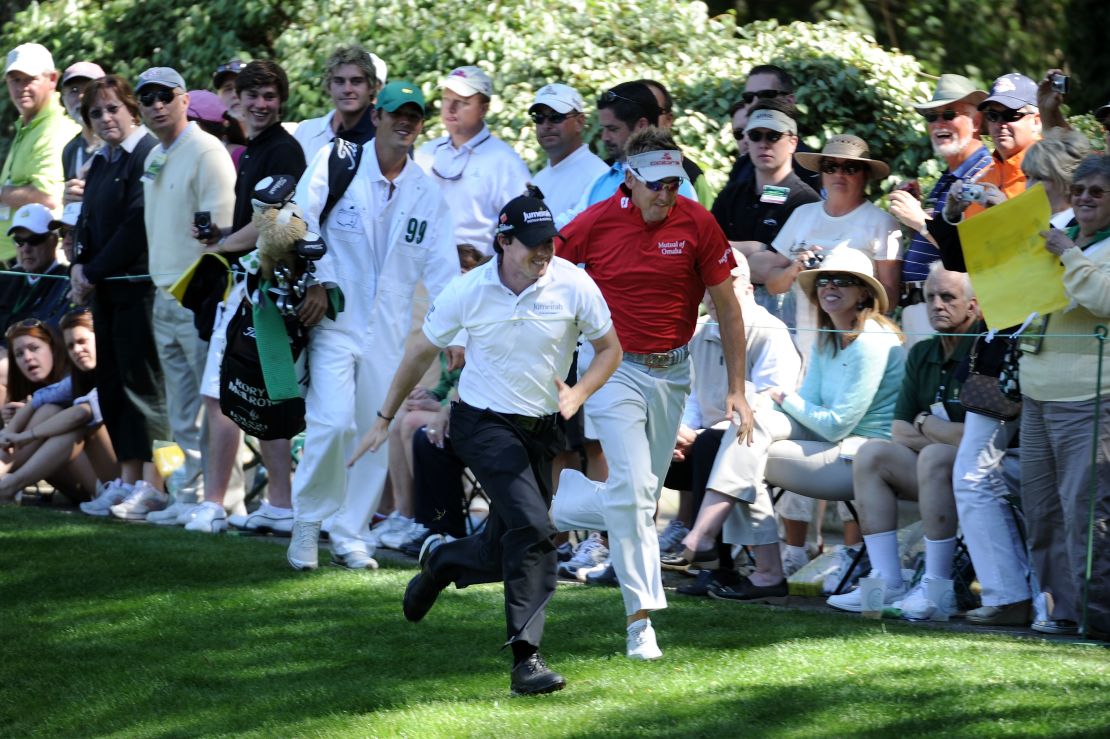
[953,411,1028,606]
[291,327,391,555]
[552,352,690,615]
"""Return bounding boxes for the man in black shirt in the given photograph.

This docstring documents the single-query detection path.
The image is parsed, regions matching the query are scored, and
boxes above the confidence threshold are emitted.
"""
[191,60,307,534]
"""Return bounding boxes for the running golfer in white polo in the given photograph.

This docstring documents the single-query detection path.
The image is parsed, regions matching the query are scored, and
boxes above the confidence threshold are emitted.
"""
[350,192,622,696]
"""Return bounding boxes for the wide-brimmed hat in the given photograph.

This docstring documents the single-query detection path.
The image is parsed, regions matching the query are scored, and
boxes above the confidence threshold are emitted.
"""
[795,246,888,314]
[795,134,890,181]
[911,74,987,112]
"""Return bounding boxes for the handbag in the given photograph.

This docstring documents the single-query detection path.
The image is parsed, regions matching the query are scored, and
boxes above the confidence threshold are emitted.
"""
[960,334,1022,421]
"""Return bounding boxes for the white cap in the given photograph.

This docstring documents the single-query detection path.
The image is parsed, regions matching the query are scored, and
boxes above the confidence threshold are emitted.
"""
[7,203,55,235]
[5,43,54,77]
[626,150,686,183]
[441,66,493,98]
[744,108,797,135]
[530,83,584,114]
[370,53,388,85]
[50,202,82,229]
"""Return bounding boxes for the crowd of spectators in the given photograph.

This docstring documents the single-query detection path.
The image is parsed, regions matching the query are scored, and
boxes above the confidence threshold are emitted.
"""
[0,38,1106,644]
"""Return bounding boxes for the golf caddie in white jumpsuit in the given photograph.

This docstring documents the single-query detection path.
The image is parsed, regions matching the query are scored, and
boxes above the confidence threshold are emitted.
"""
[550,127,755,660]
[285,81,459,571]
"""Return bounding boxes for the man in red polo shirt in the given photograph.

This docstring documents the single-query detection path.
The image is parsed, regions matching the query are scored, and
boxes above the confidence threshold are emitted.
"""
[552,127,754,660]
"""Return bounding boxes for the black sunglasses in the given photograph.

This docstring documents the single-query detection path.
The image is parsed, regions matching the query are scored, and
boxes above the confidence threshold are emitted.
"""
[12,232,51,248]
[984,109,1030,124]
[747,130,785,144]
[814,275,861,288]
[741,89,789,105]
[732,129,745,142]
[1070,184,1107,199]
[5,317,45,340]
[139,88,179,107]
[821,160,868,176]
[922,109,961,123]
[88,103,122,120]
[529,111,572,125]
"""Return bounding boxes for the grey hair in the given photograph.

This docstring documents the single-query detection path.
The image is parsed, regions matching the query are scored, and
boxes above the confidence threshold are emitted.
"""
[1073,153,1110,186]
[925,260,975,299]
[1022,128,1090,190]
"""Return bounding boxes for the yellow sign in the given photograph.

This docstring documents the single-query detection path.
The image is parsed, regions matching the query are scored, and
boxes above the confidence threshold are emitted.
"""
[956,184,1066,329]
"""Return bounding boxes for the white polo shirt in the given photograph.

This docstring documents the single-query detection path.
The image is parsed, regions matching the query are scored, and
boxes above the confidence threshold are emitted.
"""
[532,144,608,225]
[293,112,336,166]
[424,255,612,417]
[414,124,530,256]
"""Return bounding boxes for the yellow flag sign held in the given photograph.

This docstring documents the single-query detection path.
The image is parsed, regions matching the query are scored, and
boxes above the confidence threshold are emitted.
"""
[956,184,1066,329]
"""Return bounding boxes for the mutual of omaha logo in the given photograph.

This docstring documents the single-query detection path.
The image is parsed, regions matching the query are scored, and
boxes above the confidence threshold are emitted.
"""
[657,239,687,255]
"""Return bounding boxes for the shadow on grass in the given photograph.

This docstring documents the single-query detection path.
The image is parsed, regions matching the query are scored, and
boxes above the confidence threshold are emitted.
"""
[2,508,1108,737]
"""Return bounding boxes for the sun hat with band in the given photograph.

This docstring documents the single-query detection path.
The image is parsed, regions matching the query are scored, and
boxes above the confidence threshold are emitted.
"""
[795,245,888,314]
[911,74,987,112]
[795,134,891,181]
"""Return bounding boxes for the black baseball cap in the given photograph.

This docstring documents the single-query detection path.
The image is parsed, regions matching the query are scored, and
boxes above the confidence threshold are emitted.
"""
[494,195,558,249]
[212,58,246,89]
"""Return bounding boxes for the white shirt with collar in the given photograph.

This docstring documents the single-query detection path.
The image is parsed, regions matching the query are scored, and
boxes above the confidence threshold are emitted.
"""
[531,143,608,223]
[96,125,150,163]
[414,124,530,256]
[293,111,336,166]
[424,255,612,417]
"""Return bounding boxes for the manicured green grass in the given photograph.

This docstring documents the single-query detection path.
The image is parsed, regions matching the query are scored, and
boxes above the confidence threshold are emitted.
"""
[2,507,1107,738]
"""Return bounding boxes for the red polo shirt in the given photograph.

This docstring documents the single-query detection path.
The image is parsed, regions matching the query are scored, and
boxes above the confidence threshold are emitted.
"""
[558,188,735,354]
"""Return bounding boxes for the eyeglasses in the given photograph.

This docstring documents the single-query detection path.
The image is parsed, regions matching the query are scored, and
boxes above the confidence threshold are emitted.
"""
[12,233,50,248]
[88,103,122,120]
[431,132,491,181]
[63,84,85,96]
[5,317,45,340]
[138,88,180,107]
[1070,184,1107,199]
[821,160,867,176]
[732,129,745,142]
[984,109,1031,124]
[630,170,680,193]
[747,130,786,144]
[922,109,962,123]
[529,111,572,125]
[814,275,861,288]
[741,89,789,105]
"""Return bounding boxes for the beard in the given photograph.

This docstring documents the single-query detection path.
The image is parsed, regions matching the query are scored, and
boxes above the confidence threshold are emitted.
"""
[931,133,971,159]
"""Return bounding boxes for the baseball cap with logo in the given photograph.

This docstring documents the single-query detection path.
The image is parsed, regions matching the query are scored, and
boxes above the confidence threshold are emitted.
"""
[7,203,55,236]
[626,150,687,183]
[744,108,797,135]
[62,61,105,86]
[979,73,1038,111]
[441,66,493,98]
[5,43,54,77]
[495,194,558,250]
[49,202,82,230]
[530,83,585,114]
[136,66,186,93]
[376,80,425,113]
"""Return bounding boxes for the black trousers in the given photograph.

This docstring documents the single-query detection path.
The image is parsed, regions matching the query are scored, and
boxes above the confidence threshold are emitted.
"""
[93,286,169,462]
[662,428,734,565]
[412,430,468,538]
[425,402,562,647]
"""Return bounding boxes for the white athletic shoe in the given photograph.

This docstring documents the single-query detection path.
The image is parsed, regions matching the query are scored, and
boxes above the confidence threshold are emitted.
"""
[287,520,321,570]
[228,501,294,534]
[108,481,168,520]
[826,571,906,613]
[558,532,609,578]
[184,501,228,533]
[366,511,409,549]
[381,519,426,551]
[626,618,663,660]
[330,549,380,570]
[894,576,957,621]
[147,500,197,526]
[79,479,133,517]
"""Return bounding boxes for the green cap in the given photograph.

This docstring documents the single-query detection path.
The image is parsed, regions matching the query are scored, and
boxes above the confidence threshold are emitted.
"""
[376,81,425,113]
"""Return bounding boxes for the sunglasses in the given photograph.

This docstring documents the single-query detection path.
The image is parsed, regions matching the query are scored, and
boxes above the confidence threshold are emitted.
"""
[984,109,1030,124]
[1070,184,1107,199]
[88,103,122,120]
[631,171,680,193]
[215,60,246,76]
[5,317,45,340]
[820,160,868,176]
[529,111,572,125]
[732,129,745,142]
[747,130,786,144]
[741,89,789,105]
[814,275,861,288]
[138,88,180,107]
[922,109,961,123]
[12,233,51,248]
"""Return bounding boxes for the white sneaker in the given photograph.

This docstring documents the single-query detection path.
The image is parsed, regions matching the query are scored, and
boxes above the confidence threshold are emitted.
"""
[79,479,133,517]
[826,571,906,613]
[894,576,957,621]
[109,481,168,520]
[626,618,663,660]
[147,500,197,526]
[331,549,380,570]
[576,554,610,583]
[657,518,689,554]
[184,501,228,533]
[229,501,294,534]
[365,511,407,549]
[781,546,810,577]
[380,518,423,550]
[558,532,609,578]
[287,520,321,570]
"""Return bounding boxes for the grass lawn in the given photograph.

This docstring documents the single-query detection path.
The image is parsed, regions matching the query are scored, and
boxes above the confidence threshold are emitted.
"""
[2,506,1107,738]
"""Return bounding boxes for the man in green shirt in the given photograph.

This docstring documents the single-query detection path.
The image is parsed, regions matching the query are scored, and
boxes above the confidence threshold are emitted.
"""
[0,43,79,263]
